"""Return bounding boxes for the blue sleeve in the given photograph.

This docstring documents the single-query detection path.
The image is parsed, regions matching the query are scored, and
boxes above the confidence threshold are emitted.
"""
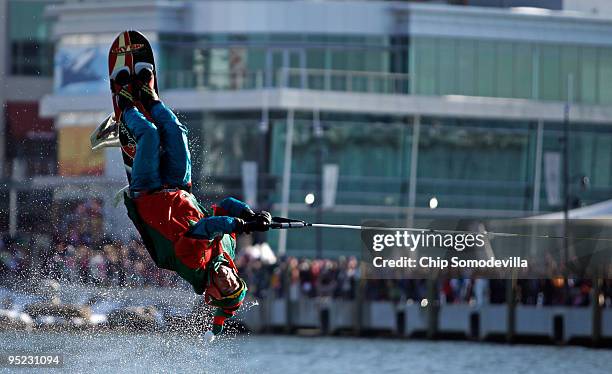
[185,216,237,240]
[218,197,251,218]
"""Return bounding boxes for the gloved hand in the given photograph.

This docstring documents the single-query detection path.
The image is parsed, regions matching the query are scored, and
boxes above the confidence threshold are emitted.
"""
[234,211,271,234]
[253,211,272,226]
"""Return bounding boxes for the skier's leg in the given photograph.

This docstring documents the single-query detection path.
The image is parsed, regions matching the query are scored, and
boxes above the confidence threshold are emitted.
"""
[149,102,192,188]
[123,107,162,192]
[133,63,191,188]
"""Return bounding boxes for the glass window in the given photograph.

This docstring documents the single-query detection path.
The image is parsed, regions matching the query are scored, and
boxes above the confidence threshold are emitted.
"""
[199,118,262,177]
[208,48,230,89]
[306,48,327,89]
[598,49,612,104]
[539,45,561,101]
[542,124,612,208]
[9,1,50,40]
[414,38,437,95]
[390,36,409,75]
[513,43,533,99]
[438,38,457,95]
[496,42,514,98]
[158,40,195,89]
[330,49,349,71]
[579,47,598,104]
[418,118,532,210]
[9,0,55,76]
[560,46,579,102]
[457,39,476,96]
[419,119,530,182]
[476,41,496,97]
[370,49,395,91]
[363,50,388,73]
[271,116,412,211]
[246,48,266,72]
[330,50,350,90]
[590,132,612,187]
[307,48,327,70]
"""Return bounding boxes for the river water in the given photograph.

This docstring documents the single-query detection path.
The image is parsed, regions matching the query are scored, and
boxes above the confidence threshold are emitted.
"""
[0,332,610,374]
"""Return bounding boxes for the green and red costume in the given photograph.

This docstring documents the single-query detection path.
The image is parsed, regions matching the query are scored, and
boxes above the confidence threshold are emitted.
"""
[125,188,249,335]
[119,100,249,335]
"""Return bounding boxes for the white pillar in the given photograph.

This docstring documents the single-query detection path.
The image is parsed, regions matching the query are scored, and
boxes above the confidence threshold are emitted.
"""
[407,115,421,226]
[278,109,294,255]
[532,120,544,213]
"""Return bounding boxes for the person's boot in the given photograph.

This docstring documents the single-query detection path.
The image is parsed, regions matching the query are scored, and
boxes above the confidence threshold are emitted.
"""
[134,62,160,112]
[110,66,135,114]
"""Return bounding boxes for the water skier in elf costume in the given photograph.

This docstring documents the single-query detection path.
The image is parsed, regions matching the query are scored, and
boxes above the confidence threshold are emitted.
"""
[112,63,271,336]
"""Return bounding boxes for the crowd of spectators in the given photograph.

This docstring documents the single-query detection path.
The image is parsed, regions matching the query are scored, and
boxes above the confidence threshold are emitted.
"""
[1,233,611,307]
[42,240,184,288]
[0,235,183,289]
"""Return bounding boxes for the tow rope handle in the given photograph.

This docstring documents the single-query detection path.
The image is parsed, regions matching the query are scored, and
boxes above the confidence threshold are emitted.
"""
[270,216,312,229]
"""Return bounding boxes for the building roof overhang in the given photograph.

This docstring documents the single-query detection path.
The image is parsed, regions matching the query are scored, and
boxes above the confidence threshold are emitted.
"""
[40,89,612,126]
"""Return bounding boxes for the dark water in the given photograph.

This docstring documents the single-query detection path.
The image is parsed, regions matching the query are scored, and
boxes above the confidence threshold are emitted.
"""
[0,332,610,374]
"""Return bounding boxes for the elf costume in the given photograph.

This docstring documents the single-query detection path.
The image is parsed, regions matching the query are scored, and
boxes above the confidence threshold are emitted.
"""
[113,64,270,335]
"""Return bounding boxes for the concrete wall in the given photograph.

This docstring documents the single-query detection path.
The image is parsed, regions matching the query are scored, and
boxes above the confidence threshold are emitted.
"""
[238,296,610,344]
[478,304,508,338]
[404,304,429,336]
[601,308,612,337]
[438,304,476,336]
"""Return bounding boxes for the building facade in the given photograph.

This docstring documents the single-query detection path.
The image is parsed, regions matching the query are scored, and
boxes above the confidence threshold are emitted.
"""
[0,0,56,238]
[29,0,612,256]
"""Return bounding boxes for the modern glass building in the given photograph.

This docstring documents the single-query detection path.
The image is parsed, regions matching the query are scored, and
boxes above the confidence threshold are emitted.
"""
[38,1,612,256]
[0,0,56,236]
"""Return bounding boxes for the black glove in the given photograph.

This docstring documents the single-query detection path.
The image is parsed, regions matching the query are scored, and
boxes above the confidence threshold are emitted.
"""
[254,211,272,226]
[240,209,271,223]
[234,211,271,234]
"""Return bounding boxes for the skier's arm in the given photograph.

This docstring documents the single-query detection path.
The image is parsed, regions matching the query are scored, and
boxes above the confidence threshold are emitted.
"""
[185,216,239,240]
[184,213,271,240]
[215,197,272,227]
[185,197,272,240]
[214,197,252,218]
[184,197,251,240]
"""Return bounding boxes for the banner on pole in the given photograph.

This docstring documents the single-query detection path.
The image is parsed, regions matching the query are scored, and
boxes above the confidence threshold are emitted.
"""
[544,152,561,206]
[322,164,339,209]
[241,161,258,207]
